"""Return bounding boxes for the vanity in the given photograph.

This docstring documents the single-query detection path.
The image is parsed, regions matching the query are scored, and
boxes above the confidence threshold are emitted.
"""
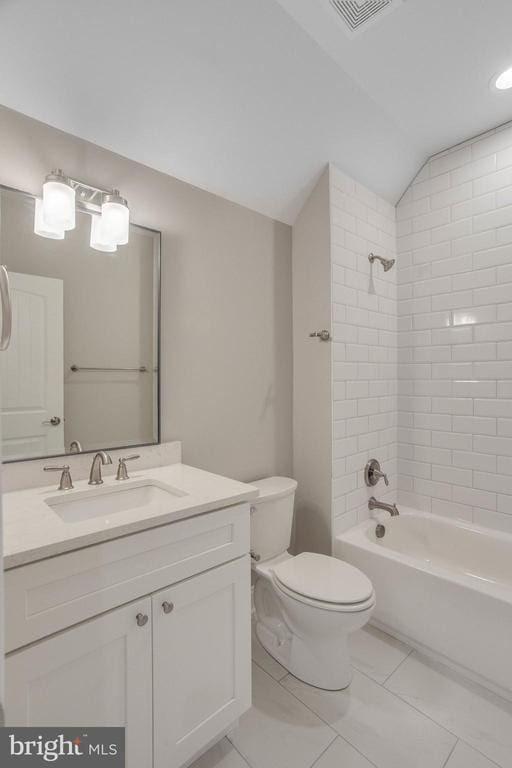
[3,457,257,768]
[0,178,256,766]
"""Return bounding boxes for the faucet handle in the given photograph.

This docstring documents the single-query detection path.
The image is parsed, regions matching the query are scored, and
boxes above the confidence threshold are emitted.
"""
[44,465,73,490]
[364,458,389,487]
[377,469,389,487]
[116,454,140,481]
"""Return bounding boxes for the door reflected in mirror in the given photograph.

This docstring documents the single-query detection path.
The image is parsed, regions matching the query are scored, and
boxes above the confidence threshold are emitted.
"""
[0,186,160,462]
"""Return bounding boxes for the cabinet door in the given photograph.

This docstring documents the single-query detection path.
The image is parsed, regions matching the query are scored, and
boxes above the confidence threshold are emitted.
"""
[5,598,153,768]
[153,556,251,768]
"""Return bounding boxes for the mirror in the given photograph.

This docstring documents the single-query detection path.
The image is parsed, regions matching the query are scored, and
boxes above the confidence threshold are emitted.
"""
[0,185,160,462]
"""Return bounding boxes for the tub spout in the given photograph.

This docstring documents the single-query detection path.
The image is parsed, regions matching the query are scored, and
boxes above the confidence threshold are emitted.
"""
[368,496,399,517]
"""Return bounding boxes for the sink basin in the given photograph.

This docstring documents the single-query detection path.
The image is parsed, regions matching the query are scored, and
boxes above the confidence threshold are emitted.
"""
[46,480,187,523]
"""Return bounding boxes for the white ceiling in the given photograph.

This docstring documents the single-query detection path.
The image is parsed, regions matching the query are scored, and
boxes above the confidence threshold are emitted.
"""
[0,0,511,224]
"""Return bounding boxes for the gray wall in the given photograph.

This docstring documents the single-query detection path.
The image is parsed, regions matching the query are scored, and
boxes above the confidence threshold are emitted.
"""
[0,106,293,482]
[292,168,332,554]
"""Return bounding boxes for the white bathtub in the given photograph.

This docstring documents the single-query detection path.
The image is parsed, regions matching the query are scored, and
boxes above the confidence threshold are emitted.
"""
[335,509,512,701]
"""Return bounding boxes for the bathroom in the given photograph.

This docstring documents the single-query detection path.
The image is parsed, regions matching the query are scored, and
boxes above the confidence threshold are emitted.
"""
[0,1,512,766]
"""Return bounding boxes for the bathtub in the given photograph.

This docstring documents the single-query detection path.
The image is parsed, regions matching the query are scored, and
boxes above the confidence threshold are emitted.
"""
[334,509,512,701]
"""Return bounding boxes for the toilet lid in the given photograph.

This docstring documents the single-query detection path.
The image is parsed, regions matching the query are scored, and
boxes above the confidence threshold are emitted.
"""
[272,552,373,604]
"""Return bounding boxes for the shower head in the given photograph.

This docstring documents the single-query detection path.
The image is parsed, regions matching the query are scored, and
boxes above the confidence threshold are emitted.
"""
[368,253,395,272]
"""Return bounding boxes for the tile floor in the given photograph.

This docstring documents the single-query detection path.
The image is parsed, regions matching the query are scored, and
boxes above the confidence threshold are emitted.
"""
[191,624,512,768]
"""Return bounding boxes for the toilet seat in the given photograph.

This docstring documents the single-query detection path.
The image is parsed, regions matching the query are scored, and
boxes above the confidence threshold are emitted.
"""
[272,577,376,612]
[271,552,374,611]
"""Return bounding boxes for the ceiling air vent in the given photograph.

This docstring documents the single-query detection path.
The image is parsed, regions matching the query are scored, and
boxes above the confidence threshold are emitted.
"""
[328,0,402,37]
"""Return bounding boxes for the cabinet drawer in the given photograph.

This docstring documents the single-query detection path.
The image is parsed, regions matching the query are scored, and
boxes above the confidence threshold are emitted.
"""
[5,503,249,652]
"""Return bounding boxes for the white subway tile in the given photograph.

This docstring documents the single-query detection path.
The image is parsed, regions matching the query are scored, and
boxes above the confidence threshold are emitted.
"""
[431,290,473,311]
[414,311,451,330]
[475,322,512,341]
[453,450,497,472]
[431,498,472,521]
[451,192,495,221]
[431,397,473,415]
[414,478,452,500]
[432,464,472,486]
[430,254,472,278]
[498,418,512,436]
[473,165,512,195]
[452,379,496,398]
[431,327,472,345]
[453,485,496,510]
[412,241,451,264]
[498,380,512,397]
[452,230,496,257]
[497,494,512,514]
[450,155,496,185]
[473,435,512,456]
[412,173,450,200]
[452,415,496,435]
[473,243,512,268]
[452,306,496,326]
[473,282,512,305]
[452,342,496,361]
[474,204,512,232]
[475,471,512,495]
[431,218,472,245]
[455,267,496,291]
[430,182,472,211]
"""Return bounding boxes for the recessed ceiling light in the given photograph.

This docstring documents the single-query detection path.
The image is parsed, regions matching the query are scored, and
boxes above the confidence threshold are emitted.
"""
[494,67,512,91]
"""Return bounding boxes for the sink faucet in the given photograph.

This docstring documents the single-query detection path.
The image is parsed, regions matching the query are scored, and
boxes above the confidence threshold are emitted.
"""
[368,496,399,517]
[88,451,112,485]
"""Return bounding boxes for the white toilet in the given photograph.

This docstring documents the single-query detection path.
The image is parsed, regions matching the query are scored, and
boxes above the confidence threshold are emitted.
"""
[250,476,375,690]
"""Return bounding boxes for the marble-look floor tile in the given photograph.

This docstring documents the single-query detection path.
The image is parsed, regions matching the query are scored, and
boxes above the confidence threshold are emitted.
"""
[251,623,287,681]
[228,664,336,768]
[189,738,250,768]
[312,736,375,768]
[445,741,502,768]
[349,625,412,684]
[282,668,455,768]
[385,653,512,768]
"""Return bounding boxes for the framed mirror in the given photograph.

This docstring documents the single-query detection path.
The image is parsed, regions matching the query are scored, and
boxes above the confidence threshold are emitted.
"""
[0,184,160,462]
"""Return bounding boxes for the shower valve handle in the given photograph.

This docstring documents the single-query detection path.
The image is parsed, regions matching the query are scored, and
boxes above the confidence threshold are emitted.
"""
[365,459,389,487]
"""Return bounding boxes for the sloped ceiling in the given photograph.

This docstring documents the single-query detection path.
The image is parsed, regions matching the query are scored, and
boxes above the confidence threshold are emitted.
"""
[0,0,511,223]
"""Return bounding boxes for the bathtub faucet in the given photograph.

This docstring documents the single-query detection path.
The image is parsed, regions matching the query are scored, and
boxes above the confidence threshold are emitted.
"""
[368,496,399,517]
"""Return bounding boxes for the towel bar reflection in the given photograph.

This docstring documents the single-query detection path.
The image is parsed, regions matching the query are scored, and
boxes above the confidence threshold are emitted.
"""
[70,364,148,373]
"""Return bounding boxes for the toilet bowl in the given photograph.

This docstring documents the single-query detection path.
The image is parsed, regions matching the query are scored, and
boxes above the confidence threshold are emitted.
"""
[250,477,375,690]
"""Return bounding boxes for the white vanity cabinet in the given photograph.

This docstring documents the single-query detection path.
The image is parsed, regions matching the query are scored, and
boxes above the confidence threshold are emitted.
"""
[153,557,250,768]
[5,597,154,767]
[4,502,252,768]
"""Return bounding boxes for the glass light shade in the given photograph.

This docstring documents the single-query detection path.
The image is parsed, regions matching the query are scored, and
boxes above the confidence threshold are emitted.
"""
[42,178,76,231]
[101,194,129,245]
[495,67,512,90]
[33,198,64,240]
[90,214,117,253]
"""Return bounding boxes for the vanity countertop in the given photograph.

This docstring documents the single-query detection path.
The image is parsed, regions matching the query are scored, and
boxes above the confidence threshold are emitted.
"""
[3,463,258,569]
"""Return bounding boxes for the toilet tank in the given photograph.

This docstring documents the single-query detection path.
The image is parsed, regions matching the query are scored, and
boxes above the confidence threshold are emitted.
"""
[250,476,298,562]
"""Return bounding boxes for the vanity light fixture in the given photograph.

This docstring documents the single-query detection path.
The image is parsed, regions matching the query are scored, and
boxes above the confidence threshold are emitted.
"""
[493,66,512,90]
[34,171,130,251]
[33,198,65,239]
[101,190,130,246]
[90,214,117,253]
[42,169,76,231]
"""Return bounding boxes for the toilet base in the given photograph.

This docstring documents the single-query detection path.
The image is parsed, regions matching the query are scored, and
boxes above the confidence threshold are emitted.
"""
[255,619,352,690]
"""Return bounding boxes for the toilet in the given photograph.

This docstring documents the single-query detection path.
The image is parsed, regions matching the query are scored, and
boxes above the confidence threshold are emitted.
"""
[250,476,375,690]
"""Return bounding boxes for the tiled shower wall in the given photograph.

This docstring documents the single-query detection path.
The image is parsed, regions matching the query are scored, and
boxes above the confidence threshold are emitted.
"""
[396,122,512,534]
[330,165,398,536]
